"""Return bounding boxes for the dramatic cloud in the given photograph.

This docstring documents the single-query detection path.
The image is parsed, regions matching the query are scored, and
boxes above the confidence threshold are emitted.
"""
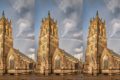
[12,0,34,14]
[62,18,77,37]
[16,18,32,37]
[6,0,35,60]
[9,0,35,38]
[110,19,120,38]
[104,0,120,14]
[59,0,83,38]
[56,0,83,59]
[74,53,83,60]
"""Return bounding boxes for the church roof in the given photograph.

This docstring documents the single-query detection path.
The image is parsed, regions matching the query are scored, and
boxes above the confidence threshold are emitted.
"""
[13,48,35,63]
[108,49,120,59]
[56,48,79,62]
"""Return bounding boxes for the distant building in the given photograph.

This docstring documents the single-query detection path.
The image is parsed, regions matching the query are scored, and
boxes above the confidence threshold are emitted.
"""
[0,11,35,75]
[84,11,120,75]
[36,11,82,75]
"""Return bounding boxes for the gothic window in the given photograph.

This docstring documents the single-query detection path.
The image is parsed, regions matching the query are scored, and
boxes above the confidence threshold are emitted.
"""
[103,55,109,69]
[55,55,61,69]
[103,59,108,69]
[10,59,15,69]
[9,55,15,69]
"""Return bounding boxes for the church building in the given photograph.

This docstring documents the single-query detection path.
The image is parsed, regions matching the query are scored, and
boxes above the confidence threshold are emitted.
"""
[0,11,35,75]
[36,12,82,75]
[84,11,120,75]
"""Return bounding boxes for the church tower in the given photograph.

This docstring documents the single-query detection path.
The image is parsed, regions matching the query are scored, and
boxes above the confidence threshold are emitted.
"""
[85,11,107,75]
[37,11,59,74]
[0,11,13,74]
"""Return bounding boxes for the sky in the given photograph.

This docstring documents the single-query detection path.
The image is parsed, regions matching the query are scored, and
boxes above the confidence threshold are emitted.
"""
[0,0,120,61]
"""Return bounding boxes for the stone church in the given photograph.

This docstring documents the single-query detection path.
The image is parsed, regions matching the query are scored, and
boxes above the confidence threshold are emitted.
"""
[36,12,82,75]
[84,11,120,75]
[0,11,35,75]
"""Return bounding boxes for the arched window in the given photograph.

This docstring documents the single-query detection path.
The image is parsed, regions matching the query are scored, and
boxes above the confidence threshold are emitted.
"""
[9,55,15,69]
[103,60,108,69]
[103,55,109,69]
[55,55,61,69]
[10,59,14,69]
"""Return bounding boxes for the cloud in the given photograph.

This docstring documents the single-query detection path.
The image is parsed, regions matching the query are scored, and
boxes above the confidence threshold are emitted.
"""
[28,48,35,53]
[104,0,120,39]
[104,0,120,13]
[27,33,34,39]
[74,47,83,53]
[73,31,82,38]
[62,18,76,37]
[110,19,120,38]
[6,0,35,59]
[28,53,35,60]
[59,0,83,38]
[104,0,120,38]
[59,0,83,13]
[12,0,34,13]
[55,0,83,59]
[16,18,32,37]
[74,53,83,60]
[14,38,35,52]
[59,38,83,59]
[9,0,34,38]
[61,38,82,43]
